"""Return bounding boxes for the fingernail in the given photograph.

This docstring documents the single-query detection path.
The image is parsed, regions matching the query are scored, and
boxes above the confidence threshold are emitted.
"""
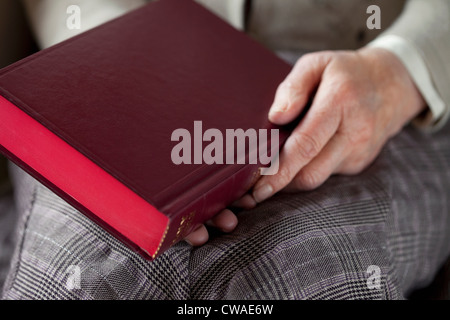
[253,184,273,203]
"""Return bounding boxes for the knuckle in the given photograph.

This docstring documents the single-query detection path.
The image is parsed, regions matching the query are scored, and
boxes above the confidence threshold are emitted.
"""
[360,122,374,143]
[277,80,291,92]
[297,52,315,65]
[338,77,358,100]
[340,156,369,175]
[342,115,375,146]
[291,132,321,160]
[355,118,375,144]
[341,163,364,176]
[296,51,332,71]
[276,166,294,187]
[295,169,323,190]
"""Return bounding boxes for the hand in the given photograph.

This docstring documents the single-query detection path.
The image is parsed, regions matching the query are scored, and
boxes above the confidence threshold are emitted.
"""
[183,193,257,246]
[184,46,427,246]
[183,209,238,246]
[251,47,426,202]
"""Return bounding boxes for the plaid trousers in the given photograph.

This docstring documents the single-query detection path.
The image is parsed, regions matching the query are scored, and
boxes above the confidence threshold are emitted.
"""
[1,122,449,300]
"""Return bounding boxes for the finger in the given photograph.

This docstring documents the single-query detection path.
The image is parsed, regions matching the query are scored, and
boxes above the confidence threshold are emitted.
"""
[230,194,257,209]
[285,132,349,191]
[206,209,238,233]
[336,139,384,176]
[253,82,342,203]
[184,224,209,247]
[268,52,333,125]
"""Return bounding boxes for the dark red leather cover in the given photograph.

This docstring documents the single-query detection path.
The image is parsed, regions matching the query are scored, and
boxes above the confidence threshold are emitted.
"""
[0,0,292,259]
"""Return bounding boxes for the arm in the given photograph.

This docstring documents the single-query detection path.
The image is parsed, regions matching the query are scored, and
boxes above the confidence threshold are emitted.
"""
[250,0,450,203]
[368,0,450,131]
[187,1,450,244]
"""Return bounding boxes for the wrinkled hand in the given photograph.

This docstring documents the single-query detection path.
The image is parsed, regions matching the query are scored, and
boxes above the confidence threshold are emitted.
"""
[185,47,426,246]
[252,47,426,201]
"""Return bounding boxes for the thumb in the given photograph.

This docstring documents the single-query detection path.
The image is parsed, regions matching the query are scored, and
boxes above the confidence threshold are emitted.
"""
[269,52,332,125]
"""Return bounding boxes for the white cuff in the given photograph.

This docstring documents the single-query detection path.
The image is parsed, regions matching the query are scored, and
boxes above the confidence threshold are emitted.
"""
[368,34,449,131]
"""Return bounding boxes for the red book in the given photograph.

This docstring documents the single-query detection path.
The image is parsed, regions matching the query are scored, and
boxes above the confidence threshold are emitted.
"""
[0,0,292,259]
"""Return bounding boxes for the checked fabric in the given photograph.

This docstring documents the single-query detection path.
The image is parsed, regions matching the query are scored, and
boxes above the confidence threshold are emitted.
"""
[1,122,449,300]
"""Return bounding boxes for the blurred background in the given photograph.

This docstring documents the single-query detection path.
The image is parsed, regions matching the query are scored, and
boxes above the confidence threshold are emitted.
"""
[0,0,38,295]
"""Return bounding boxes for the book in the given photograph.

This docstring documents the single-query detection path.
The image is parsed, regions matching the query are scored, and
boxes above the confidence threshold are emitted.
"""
[0,0,293,260]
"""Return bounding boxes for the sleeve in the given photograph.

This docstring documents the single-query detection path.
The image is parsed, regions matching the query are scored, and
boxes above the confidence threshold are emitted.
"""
[368,0,450,132]
[22,0,146,49]
[194,0,245,30]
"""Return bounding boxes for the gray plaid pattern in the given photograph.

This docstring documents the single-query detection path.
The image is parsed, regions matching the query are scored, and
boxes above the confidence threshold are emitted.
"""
[1,122,449,300]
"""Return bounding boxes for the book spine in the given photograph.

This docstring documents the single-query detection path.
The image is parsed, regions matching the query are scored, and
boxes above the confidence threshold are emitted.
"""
[156,161,262,257]
[153,125,292,259]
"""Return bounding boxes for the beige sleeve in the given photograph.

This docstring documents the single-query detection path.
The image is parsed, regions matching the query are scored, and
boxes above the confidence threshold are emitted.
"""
[370,0,450,131]
[22,0,146,49]
[194,0,245,30]
[21,0,247,51]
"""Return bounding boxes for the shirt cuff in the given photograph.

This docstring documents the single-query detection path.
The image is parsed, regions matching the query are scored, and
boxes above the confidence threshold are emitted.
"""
[368,34,449,131]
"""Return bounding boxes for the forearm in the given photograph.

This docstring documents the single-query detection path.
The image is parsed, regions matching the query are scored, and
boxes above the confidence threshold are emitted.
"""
[368,0,450,131]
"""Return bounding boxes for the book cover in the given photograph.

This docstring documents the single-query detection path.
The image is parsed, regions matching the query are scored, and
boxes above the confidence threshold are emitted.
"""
[0,0,292,259]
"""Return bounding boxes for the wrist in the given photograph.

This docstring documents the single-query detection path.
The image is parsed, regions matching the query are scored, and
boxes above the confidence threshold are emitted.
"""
[358,46,427,129]
[367,35,449,131]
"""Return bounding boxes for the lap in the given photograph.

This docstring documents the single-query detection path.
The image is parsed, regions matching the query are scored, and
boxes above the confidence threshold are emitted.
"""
[2,124,450,300]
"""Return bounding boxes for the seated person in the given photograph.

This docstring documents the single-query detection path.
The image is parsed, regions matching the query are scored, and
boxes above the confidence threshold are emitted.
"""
[1,0,449,299]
